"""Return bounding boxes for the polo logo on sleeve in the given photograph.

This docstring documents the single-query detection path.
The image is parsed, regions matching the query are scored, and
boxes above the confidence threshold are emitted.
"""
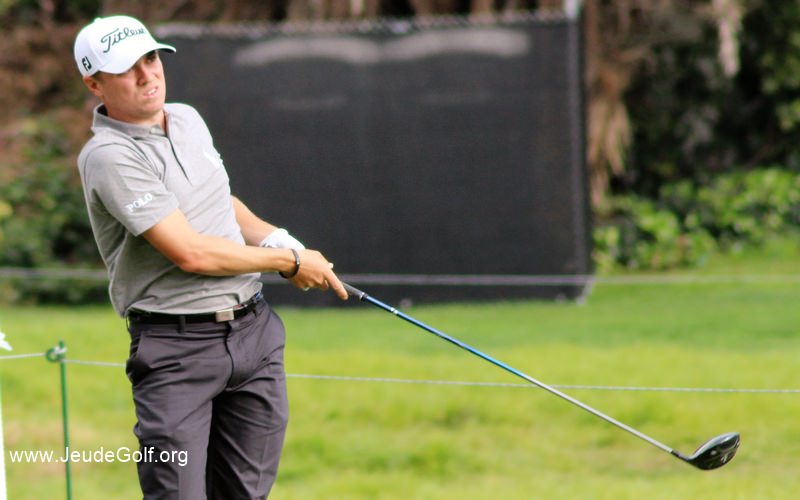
[125,193,154,213]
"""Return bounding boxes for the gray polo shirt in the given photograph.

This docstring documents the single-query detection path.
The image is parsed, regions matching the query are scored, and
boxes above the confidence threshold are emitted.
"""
[77,103,261,316]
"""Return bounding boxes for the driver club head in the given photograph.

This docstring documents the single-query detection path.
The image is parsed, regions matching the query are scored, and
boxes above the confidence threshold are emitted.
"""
[676,432,740,470]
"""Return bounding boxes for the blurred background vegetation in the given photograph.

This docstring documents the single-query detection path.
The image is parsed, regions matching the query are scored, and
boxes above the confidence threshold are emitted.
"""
[1,0,799,304]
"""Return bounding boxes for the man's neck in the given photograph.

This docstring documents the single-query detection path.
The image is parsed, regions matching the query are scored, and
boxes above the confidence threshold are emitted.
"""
[101,105,166,130]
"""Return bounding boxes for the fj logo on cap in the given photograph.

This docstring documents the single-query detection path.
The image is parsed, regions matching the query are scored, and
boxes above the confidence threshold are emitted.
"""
[81,56,92,72]
[100,26,146,54]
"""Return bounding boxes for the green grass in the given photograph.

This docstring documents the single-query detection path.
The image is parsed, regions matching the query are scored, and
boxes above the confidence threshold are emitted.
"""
[0,240,798,498]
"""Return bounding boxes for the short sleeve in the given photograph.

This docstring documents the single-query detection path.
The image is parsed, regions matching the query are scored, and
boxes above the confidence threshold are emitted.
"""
[82,144,179,236]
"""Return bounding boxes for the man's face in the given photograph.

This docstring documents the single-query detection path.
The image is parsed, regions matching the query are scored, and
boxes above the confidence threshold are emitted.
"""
[84,51,167,126]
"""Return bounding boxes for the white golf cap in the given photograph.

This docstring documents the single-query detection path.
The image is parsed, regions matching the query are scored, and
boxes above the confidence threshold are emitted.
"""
[74,15,175,77]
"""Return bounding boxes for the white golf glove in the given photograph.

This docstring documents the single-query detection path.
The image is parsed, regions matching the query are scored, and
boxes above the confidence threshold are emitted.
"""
[259,228,306,251]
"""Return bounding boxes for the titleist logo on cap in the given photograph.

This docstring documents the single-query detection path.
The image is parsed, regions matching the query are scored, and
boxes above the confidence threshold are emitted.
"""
[100,27,147,53]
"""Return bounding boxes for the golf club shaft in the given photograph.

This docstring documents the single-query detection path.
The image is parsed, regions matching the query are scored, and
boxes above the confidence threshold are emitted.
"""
[343,283,675,456]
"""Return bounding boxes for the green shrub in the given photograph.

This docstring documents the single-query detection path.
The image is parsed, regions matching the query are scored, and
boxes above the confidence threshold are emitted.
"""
[0,113,106,304]
[593,196,716,272]
[688,168,800,244]
[594,167,800,272]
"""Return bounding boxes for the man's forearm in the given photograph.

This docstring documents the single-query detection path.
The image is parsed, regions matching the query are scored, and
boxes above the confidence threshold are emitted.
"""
[175,233,298,276]
[143,209,296,276]
[231,196,277,246]
[142,206,347,299]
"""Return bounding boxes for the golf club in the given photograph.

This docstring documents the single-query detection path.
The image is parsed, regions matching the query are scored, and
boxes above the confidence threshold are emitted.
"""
[343,282,740,470]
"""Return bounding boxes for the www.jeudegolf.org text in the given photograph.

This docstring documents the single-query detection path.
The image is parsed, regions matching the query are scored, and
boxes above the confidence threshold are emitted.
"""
[7,447,188,467]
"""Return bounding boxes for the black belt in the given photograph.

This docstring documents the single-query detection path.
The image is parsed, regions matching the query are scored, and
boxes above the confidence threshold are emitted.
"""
[128,292,263,324]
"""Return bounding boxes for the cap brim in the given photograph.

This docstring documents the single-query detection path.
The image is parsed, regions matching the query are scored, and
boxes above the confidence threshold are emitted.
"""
[100,42,176,75]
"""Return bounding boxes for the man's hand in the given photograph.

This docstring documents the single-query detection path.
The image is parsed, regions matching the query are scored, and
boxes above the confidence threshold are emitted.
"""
[288,250,348,300]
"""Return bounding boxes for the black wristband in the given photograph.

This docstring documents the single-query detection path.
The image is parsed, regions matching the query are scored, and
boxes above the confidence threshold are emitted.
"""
[279,248,300,279]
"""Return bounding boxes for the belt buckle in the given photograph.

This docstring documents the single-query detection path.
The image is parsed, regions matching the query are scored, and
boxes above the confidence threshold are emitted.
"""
[215,308,235,322]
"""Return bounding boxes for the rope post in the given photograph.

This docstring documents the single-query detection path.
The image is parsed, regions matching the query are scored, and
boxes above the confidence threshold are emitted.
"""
[46,341,72,500]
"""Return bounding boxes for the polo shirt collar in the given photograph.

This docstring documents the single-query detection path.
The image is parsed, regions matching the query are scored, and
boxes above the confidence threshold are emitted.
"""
[92,105,166,139]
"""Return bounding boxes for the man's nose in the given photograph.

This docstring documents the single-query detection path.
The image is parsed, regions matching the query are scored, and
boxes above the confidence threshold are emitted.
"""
[134,63,154,83]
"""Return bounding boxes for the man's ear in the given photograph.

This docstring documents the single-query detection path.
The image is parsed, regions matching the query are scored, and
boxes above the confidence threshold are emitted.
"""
[83,75,102,98]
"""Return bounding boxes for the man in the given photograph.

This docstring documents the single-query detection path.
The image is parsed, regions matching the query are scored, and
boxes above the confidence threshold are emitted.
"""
[73,15,348,499]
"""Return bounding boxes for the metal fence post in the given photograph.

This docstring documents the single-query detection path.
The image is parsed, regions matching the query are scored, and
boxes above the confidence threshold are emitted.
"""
[46,341,72,500]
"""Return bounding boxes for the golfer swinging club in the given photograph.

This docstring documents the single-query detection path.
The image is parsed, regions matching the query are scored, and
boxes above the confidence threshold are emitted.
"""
[73,15,348,498]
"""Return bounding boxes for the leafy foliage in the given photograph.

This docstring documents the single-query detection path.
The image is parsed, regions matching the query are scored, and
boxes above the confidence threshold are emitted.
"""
[618,1,800,198]
[594,168,800,272]
[746,1,800,134]
[593,196,716,272]
[0,113,106,303]
[622,4,738,195]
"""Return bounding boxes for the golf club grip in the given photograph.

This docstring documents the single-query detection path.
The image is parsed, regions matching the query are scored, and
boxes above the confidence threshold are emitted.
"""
[343,282,367,300]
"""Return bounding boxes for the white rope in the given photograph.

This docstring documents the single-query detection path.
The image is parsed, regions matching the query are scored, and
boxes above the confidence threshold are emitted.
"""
[0,352,46,361]
[62,359,124,368]
[286,373,800,394]
[2,355,797,394]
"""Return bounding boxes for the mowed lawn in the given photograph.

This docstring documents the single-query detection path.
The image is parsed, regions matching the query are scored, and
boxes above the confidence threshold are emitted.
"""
[0,240,798,498]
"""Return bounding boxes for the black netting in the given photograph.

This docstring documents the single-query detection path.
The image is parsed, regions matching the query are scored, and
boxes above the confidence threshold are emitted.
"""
[159,11,590,305]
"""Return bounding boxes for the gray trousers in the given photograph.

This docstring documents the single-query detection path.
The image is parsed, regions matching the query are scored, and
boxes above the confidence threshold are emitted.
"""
[126,299,288,499]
